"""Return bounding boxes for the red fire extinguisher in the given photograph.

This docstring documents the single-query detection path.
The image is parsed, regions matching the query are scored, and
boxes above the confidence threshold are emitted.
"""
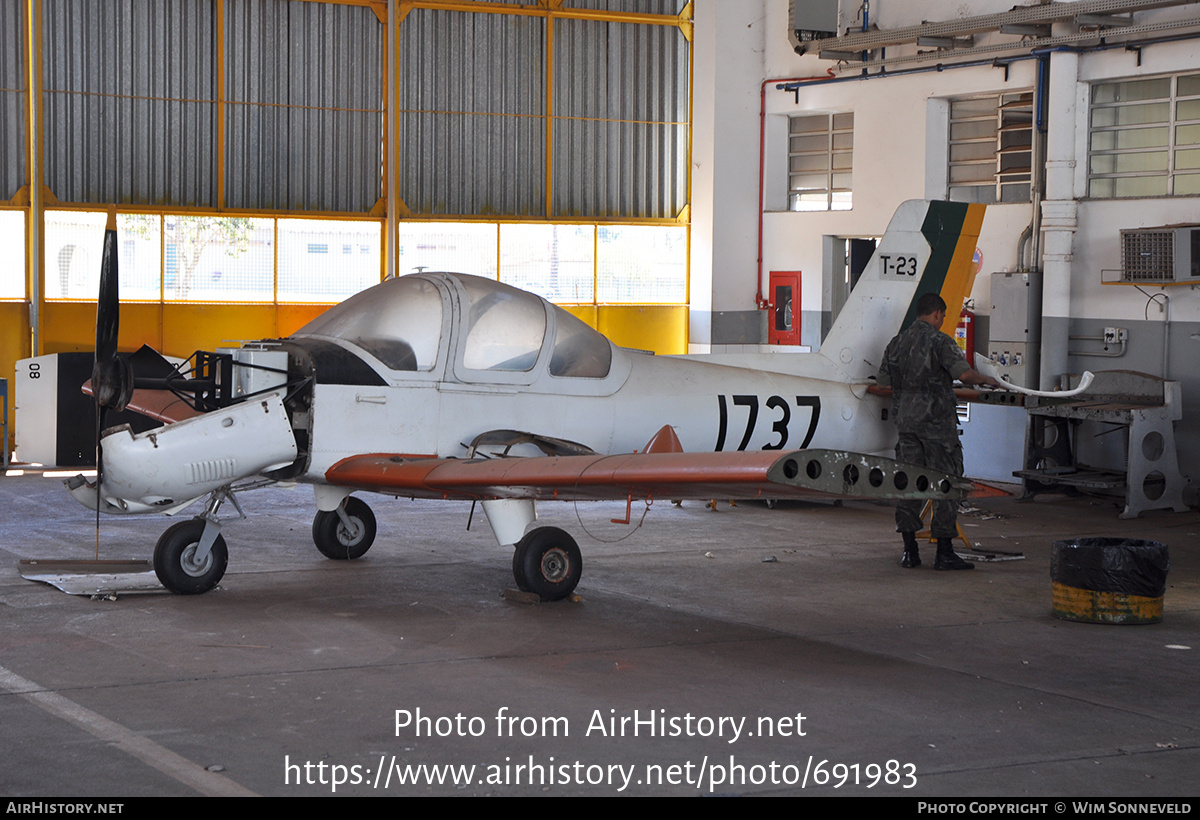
[955,305,975,364]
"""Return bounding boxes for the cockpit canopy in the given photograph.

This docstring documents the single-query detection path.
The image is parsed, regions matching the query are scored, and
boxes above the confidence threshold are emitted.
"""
[293,272,615,381]
[295,274,443,371]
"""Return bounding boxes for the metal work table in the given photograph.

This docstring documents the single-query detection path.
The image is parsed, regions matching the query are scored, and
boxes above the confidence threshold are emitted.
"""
[1015,370,1187,519]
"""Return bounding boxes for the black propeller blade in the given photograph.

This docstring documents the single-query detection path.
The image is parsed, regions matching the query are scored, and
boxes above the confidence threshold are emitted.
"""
[92,209,133,414]
[89,208,125,549]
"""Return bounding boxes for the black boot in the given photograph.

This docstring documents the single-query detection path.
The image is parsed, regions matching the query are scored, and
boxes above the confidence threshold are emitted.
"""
[934,538,974,571]
[900,532,921,568]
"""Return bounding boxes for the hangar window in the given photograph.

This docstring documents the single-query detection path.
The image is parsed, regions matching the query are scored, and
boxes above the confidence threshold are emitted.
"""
[0,211,26,299]
[44,211,161,301]
[788,112,853,211]
[396,222,498,277]
[162,217,275,302]
[1089,73,1200,198]
[53,213,275,302]
[42,212,384,304]
[278,219,381,302]
[597,225,687,303]
[499,224,596,303]
[396,221,687,305]
[948,92,1033,204]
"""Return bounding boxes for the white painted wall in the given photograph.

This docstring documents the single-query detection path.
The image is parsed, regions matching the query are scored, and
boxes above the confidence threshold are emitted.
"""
[691,0,1200,490]
[689,0,765,347]
[693,0,1200,328]
[693,0,1043,345]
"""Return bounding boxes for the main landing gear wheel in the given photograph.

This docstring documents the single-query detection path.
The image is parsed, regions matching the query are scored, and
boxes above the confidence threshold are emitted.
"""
[512,526,582,602]
[312,497,377,560]
[512,540,531,592]
[153,518,228,595]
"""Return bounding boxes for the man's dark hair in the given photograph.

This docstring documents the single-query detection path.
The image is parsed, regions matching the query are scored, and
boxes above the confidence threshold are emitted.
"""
[915,292,947,317]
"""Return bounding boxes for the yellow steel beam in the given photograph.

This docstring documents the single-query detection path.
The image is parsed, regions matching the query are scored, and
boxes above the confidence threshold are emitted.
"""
[383,0,394,280]
[399,0,682,27]
[678,1,693,41]
[683,0,693,323]
[38,202,386,222]
[272,215,279,328]
[35,201,684,228]
[157,213,165,345]
[277,0,389,21]
[391,107,686,127]
[217,0,226,210]
[42,87,381,118]
[545,3,554,219]
[392,213,686,226]
[285,0,386,7]
[30,0,43,355]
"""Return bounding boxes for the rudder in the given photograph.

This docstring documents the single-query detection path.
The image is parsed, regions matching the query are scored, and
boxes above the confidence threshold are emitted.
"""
[818,200,985,380]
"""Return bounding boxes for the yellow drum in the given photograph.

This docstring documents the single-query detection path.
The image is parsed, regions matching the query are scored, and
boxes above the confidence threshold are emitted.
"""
[1050,538,1169,625]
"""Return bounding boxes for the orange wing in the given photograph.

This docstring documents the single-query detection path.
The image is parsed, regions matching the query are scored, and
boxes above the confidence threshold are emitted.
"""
[325,448,972,503]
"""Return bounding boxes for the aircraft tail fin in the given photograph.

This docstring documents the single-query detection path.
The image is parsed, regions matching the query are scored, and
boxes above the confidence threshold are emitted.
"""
[818,200,986,379]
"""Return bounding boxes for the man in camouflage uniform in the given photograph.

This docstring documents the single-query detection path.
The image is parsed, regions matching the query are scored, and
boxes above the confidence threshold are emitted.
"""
[877,293,1005,570]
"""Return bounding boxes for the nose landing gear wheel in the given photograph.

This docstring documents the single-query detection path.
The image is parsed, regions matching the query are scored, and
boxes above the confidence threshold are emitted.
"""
[312,497,377,560]
[512,526,581,602]
[154,518,228,595]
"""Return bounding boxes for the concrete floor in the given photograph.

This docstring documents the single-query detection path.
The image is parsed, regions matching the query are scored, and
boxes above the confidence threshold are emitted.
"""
[1,469,1197,797]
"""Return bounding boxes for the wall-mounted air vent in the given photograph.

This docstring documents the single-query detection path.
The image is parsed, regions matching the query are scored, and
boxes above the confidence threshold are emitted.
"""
[1119,226,1200,283]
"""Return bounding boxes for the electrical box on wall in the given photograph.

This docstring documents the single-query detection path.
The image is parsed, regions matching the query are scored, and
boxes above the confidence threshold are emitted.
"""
[789,0,839,50]
[987,270,1042,389]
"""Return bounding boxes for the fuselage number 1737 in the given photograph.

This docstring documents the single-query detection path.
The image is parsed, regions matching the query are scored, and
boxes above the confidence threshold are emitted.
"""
[715,395,822,452]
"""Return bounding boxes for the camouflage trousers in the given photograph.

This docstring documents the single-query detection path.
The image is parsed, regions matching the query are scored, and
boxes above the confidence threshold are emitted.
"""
[894,433,964,539]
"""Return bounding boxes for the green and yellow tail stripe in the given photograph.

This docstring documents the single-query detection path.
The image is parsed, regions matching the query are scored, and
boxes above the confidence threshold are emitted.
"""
[902,201,986,333]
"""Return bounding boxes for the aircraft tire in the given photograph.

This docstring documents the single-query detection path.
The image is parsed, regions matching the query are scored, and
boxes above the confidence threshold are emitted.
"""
[154,518,228,595]
[514,527,581,602]
[312,497,377,560]
[511,540,531,592]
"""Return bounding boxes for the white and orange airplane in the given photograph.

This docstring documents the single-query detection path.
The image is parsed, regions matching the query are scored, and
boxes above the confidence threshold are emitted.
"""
[67,200,1021,600]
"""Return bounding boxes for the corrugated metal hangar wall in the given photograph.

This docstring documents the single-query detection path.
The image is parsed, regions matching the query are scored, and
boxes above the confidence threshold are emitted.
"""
[26,0,689,216]
[0,0,694,456]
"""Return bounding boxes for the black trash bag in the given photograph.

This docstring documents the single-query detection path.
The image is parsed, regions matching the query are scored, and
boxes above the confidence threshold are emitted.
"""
[1051,538,1169,598]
